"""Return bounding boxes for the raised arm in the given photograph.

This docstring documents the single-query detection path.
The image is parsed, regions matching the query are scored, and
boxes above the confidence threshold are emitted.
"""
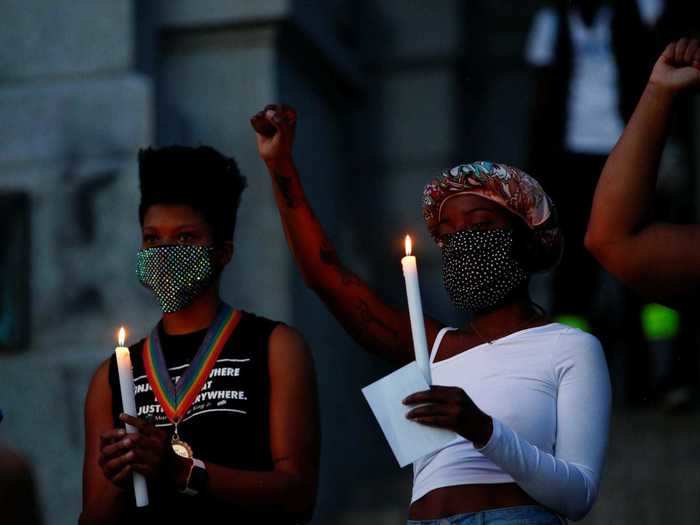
[585,39,700,302]
[250,104,443,363]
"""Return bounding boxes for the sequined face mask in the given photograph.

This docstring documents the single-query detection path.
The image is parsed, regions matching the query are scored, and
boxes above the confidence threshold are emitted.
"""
[136,245,218,313]
[441,228,529,313]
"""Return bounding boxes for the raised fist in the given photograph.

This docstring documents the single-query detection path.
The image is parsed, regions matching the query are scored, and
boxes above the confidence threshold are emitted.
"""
[650,38,700,94]
[250,104,297,163]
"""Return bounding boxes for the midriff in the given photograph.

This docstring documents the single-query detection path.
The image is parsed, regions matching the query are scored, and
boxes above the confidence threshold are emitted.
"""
[408,483,538,520]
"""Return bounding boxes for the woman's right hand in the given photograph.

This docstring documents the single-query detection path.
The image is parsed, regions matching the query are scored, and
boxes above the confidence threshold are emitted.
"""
[649,38,700,95]
[250,104,297,164]
[98,428,132,489]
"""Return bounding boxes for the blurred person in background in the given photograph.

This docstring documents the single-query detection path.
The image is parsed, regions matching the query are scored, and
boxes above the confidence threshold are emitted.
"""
[251,106,611,524]
[0,409,43,525]
[526,0,699,407]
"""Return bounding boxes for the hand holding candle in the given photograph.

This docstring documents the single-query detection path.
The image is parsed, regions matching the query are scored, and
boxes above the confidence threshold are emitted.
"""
[360,236,455,468]
[115,327,149,507]
[401,235,432,385]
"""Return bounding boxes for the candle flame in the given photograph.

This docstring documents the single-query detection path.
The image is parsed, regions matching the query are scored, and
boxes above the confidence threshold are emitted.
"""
[118,327,126,347]
[405,235,413,256]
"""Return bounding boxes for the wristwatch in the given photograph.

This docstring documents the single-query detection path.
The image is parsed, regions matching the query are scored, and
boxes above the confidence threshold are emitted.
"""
[180,458,208,496]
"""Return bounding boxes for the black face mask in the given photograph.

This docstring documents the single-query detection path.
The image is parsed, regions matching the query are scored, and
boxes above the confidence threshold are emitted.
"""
[441,228,529,313]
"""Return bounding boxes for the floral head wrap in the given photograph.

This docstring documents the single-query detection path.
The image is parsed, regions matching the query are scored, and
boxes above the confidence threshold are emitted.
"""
[422,161,562,271]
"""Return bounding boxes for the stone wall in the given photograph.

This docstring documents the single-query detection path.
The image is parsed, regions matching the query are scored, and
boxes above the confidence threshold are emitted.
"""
[0,1,153,523]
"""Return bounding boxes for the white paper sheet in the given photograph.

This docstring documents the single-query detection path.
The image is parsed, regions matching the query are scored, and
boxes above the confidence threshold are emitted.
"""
[362,361,457,467]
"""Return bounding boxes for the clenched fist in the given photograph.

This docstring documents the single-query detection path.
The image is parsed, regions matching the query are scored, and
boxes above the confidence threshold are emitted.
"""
[250,104,297,164]
[650,38,700,94]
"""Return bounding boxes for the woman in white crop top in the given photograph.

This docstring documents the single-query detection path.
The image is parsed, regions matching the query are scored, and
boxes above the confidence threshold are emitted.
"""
[251,107,611,524]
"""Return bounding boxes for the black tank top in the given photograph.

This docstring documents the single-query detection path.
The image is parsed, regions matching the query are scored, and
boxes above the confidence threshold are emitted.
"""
[107,310,304,523]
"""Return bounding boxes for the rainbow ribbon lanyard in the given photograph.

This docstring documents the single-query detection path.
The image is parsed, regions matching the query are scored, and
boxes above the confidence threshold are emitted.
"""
[143,303,242,437]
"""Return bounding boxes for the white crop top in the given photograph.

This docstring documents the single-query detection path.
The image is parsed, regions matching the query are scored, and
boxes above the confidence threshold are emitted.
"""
[411,323,611,521]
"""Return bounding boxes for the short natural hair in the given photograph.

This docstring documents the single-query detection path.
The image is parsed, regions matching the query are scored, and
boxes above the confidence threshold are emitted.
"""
[138,146,247,243]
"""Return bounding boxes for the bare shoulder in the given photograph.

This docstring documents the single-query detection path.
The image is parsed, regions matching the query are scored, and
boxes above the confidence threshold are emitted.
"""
[269,323,308,350]
[85,357,113,410]
[89,357,112,389]
[268,324,314,370]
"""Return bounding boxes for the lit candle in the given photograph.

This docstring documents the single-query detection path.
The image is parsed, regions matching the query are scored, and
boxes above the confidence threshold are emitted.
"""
[115,327,149,507]
[401,236,431,384]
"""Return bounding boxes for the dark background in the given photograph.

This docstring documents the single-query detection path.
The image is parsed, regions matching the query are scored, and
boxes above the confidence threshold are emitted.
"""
[1,1,700,523]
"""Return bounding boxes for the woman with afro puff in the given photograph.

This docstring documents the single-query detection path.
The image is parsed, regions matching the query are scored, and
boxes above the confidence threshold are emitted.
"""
[80,146,319,524]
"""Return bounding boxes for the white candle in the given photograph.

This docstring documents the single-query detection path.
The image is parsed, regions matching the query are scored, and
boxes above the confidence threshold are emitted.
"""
[401,236,431,385]
[115,327,149,507]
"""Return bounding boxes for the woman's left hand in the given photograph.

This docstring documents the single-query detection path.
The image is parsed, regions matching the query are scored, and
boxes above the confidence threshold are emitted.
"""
[404,386,493,448]
[106,413,175,480]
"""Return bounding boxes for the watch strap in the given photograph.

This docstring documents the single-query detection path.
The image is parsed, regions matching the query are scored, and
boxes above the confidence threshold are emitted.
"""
[180,458,206,496]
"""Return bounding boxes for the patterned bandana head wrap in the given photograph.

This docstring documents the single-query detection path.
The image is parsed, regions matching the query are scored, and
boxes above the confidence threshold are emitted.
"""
[422,161,562,272]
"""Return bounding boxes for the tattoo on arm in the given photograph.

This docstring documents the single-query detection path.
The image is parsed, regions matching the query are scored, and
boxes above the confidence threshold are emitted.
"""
[355,299,404,356]
[319,239,362,286]
[273,171,300,209]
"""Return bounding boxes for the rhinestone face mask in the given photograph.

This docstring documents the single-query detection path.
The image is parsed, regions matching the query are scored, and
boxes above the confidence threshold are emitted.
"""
[441,228,529,313]
[136,245,218,313]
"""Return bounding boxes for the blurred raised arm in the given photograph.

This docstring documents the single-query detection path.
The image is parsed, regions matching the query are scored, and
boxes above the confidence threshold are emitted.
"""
[586,39,700,302]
